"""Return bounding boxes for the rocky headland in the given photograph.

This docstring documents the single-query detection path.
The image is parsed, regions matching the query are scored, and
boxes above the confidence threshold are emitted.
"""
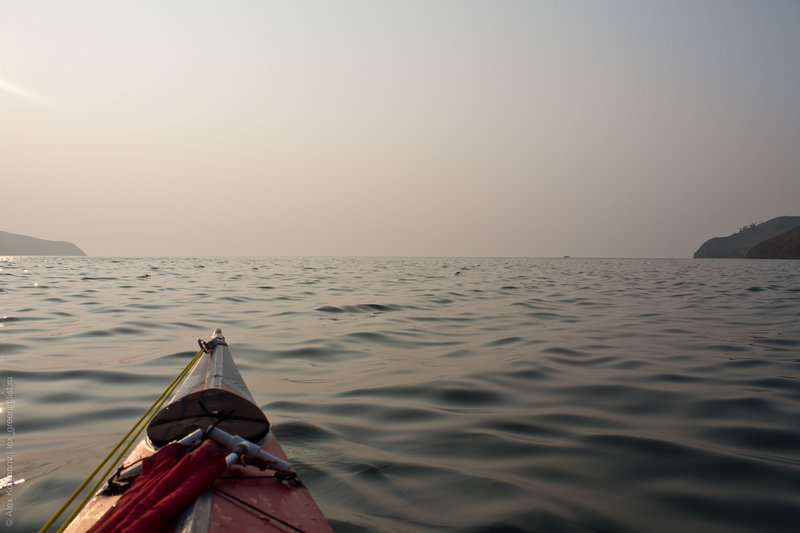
[694,216,800,259]
[746,225,800,259]
[0,230,87,256]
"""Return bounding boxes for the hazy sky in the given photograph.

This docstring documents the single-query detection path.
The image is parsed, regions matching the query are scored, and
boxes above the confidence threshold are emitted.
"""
[2,1,799,257]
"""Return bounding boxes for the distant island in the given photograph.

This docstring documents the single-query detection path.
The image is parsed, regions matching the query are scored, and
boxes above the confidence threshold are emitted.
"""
[694,216,800,259]
[0,230,86,256]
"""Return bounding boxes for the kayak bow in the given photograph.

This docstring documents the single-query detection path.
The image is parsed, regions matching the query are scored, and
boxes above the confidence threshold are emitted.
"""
[63,329,332,533]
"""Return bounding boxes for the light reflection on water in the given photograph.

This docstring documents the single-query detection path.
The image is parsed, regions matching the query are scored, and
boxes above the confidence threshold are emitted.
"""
[1,257,799,532]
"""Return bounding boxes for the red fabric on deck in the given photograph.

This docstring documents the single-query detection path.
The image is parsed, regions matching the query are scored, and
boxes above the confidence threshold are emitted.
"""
[87,440,227,533]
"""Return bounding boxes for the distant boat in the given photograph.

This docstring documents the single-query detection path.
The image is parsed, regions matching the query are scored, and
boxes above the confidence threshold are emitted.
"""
[563,255,571,258]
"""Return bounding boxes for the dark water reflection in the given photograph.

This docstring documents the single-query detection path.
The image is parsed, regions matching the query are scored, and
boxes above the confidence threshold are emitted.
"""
[1,257,799,532]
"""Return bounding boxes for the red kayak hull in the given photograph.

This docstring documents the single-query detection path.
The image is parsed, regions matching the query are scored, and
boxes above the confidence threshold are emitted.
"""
[65,330,332,533]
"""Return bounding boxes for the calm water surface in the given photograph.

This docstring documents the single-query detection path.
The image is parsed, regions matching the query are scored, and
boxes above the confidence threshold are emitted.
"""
[1,257,799,532]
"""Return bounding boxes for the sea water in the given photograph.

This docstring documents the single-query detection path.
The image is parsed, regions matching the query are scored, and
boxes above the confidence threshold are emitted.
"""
[1,257,799,532]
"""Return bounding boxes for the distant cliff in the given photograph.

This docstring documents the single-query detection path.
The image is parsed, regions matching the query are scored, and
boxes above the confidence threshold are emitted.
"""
[746,225,800,259]
[693,216,800,258]
[0,230,87,256]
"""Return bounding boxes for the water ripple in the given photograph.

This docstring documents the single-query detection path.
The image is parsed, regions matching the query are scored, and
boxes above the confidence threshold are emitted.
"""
[3,257,800,533]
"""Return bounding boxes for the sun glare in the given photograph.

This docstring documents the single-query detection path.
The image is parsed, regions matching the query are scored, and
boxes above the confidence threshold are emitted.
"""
[0,78,50,108]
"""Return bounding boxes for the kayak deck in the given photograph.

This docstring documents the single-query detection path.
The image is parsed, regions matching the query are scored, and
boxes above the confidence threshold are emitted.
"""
[64,330,332,533]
